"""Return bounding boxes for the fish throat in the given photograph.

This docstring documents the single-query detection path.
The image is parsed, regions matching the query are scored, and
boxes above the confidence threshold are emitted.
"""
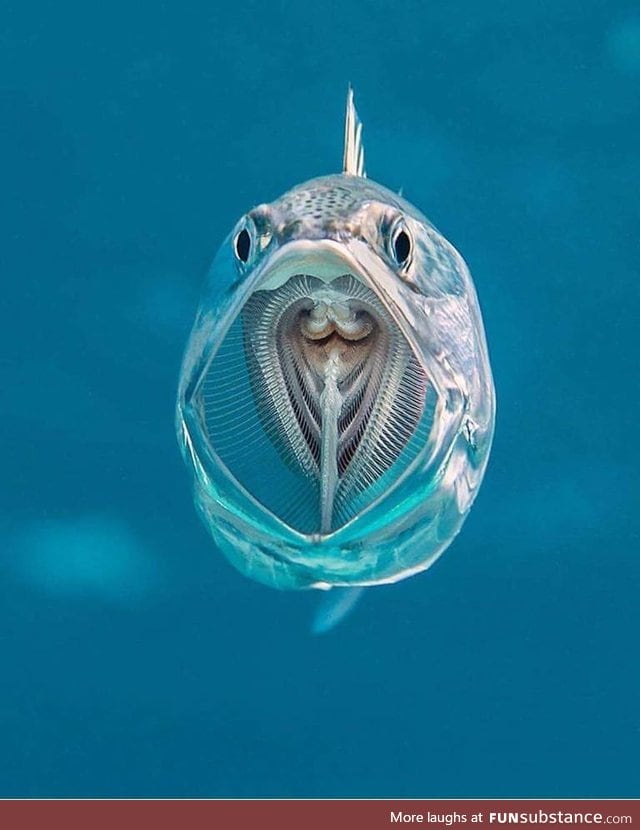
[241,274,427,534]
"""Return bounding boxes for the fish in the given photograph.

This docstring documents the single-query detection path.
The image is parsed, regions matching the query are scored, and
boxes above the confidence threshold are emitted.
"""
[176,89,496,628]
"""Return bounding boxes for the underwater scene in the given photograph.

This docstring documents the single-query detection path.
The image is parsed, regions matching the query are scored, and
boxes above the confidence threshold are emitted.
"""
[1,0,639,797]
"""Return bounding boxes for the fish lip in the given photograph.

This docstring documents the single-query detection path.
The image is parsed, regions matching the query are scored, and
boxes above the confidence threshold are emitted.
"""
[252,238,383,291]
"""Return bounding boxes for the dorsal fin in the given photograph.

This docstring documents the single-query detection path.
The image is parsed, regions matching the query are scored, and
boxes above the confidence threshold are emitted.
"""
[342,86,366,177]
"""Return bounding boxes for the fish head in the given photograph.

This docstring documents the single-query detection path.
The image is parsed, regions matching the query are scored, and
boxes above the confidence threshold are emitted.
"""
[176,95,495,590]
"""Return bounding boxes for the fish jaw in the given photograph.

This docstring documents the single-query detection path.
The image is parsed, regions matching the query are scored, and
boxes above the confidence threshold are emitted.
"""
[177,230,494,589]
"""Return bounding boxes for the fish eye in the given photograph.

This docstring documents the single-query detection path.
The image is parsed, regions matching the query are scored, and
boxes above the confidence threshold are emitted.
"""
[234,227,252,263]
[392,227,412,266]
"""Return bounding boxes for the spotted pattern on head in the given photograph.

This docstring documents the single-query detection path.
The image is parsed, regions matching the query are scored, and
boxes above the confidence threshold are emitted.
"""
[277,185,360,219]
[258,179,395,244]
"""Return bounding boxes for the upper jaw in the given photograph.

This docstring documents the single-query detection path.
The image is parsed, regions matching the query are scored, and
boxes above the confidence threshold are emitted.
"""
[254,238,377,291]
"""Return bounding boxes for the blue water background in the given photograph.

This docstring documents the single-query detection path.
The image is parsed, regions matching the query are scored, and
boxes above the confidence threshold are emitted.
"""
[1,0,638,796]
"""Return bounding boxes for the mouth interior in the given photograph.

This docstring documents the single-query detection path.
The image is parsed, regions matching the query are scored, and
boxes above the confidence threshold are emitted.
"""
[195,273,434,535]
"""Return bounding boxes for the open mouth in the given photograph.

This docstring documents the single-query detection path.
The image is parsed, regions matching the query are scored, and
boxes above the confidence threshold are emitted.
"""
[193,270,435,536]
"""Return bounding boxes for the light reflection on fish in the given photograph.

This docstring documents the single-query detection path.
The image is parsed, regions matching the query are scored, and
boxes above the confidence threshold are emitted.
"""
[177,90,495,624]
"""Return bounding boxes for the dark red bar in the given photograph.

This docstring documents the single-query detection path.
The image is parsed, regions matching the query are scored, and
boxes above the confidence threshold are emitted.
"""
[0,799,638,830]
